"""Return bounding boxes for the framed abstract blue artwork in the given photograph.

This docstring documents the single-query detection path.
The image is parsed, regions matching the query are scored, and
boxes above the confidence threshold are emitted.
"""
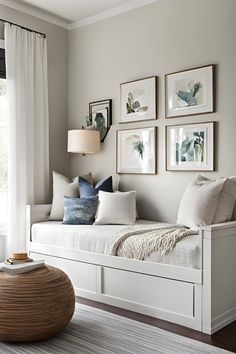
[166,122,215,171]
[165,65,214,118]
[117,127,157,174]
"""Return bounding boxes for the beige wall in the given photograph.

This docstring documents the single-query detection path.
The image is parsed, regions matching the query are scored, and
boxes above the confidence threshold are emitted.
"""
[68,0,236,222]
[0,4,69,193]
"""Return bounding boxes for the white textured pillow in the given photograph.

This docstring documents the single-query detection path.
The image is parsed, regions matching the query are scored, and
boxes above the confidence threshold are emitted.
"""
[226,176,236,221]
[177,175,225,229]
[213,176,236,223]
[49,171,92,220]
[94,190,136,225]
[115,191,139,219]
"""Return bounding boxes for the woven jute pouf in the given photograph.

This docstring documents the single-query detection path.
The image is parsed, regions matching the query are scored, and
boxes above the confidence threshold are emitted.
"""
[0,265,75,342]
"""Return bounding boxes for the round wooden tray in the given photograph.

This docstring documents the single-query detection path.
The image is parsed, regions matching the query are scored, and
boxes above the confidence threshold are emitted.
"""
[0,265,75,342]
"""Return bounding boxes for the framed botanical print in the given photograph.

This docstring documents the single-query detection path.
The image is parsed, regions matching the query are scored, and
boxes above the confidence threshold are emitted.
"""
[165,65,214,118]
[117,127,157,174]
[86,99,112,142]
[166,122,215,171]
[120,76,157,123]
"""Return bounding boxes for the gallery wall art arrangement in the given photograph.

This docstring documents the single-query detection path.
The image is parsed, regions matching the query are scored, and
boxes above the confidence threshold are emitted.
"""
[86,64,215,175]
[117,64,215,174]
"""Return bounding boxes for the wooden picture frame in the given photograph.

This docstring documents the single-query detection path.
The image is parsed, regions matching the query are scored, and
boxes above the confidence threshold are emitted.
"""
[166,122,215,171]
[165,65,214,118]
[116,127,157,174]
[120,76,157,123]
[86,99,112,142]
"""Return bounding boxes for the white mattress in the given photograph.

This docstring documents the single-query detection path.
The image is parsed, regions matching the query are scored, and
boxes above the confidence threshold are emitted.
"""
[31,220,201,269]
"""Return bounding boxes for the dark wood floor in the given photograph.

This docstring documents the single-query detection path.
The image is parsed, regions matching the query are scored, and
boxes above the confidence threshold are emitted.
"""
[77,297,236,353]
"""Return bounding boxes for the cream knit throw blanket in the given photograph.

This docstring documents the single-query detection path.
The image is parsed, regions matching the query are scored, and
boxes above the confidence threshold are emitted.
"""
[104,225,198,260]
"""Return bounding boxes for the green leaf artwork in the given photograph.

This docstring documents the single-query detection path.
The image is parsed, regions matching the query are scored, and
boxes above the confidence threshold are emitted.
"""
[85,114,93,127]
[176,131,204,163]
[94,112,106,141]
[176,81,202,106]
[126,91,148,114]
[132,139,144,160]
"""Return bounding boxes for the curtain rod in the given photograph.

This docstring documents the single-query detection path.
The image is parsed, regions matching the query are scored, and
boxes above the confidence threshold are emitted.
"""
[0,19,46,37]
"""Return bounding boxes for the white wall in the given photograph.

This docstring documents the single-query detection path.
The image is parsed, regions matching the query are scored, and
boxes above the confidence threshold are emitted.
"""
[68,0,236,222]
[0,4,69,196]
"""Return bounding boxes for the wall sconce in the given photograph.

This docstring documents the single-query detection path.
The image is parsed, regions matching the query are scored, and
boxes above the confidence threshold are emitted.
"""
[67,129,100,156]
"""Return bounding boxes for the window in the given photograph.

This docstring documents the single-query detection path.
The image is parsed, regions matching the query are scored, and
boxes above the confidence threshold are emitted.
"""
[0,40,7,234]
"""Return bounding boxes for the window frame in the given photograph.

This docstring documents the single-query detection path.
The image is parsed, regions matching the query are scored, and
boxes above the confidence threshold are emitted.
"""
[0,39,6,80]
[0,38,7,236]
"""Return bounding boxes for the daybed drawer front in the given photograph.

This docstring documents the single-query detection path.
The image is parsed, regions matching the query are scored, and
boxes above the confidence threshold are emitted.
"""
[31,253,97,294]
[101,267,194,317]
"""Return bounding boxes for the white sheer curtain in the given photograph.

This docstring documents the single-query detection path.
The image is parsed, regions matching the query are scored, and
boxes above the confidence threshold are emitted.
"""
[5,23,49,255]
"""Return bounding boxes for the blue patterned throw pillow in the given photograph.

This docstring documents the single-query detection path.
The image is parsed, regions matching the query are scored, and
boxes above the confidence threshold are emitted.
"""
[63,196,97,225]
[79,176,113,198]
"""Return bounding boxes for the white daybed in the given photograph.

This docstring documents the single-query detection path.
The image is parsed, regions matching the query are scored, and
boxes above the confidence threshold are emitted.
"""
[26,204,236,335]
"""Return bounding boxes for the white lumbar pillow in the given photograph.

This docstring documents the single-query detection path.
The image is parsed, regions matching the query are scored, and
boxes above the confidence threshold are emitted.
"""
[49,171,92,220]
[177,175,226,229]
[213,176,236,223]
[94,190,136,225]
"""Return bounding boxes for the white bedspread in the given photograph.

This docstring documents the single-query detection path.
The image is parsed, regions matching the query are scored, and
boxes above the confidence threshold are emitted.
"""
[31,220,201,269]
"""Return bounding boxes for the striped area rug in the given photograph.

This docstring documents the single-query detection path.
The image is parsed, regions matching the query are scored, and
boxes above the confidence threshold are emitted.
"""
[0,303,232,354]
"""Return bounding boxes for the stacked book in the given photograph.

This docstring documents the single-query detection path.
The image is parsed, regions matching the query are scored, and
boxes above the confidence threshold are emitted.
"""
[0,251,45,275]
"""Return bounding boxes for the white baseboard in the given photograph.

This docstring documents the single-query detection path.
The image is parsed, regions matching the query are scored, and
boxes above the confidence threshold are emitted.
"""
[203,307,236,334]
